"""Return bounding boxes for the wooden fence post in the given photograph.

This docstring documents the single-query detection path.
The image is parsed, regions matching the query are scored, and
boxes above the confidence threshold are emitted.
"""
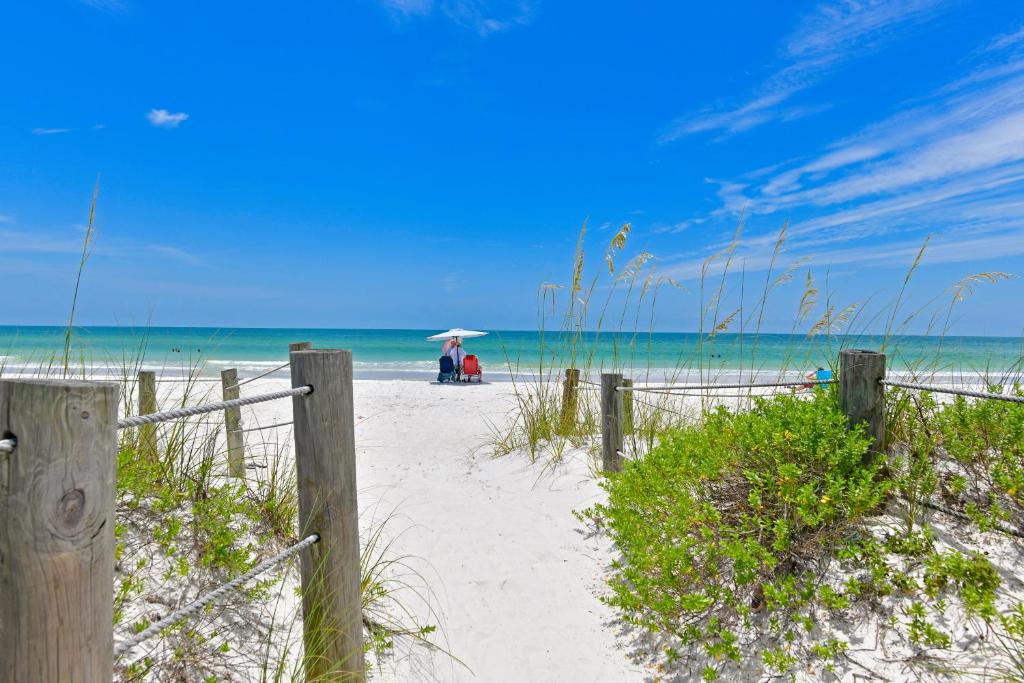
[622,378,634,435]
[0,378,118,681]
[290,349,364,680]
[839,349,887,462]
[138,370,158,461]
[290,341,313,352]
[221,369,245,478]
[601,372,625,473]
[561,368,580,431]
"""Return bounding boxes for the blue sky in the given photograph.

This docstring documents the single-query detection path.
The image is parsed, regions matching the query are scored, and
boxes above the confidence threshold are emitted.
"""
[3,0,1024,334]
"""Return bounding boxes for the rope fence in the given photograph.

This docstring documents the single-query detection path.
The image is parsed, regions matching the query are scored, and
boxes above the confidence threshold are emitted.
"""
[617,379,836,394]
[880,379,1024,404]
[0,346,368,679]
[629,393,690,417]
[114,533,320,659]
[153,377,222,384]
[236,420,294,434]
[118,386,311,429]
[224,361,292,391]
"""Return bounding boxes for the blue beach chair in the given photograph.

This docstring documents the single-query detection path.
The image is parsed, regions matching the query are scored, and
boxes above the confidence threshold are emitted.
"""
[437,355,457,383]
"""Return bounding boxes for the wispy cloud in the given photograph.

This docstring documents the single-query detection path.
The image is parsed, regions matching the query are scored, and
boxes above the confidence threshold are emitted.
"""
[662,29,1024,280]
[652,217,709,234]
[32,127,71,135]
[379,0,536,36]
[146,108,189,128]
[0,229,88,254]
[80,0,126,12]
[146,244,203,265]
[661,0,947,142]
[442,272,460,292]
[987,25,1024,52]
[0,227,203,266]
[664,224,1024,283]
[381,0,433,16]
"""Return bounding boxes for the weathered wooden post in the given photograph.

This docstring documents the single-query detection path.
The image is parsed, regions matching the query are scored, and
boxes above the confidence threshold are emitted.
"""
[622,378,634,435]
[138,370,158,461]
[290,349,364,680]
[839,349,886,461]
[0,378,118,681]
[601,372,625,473]
[290,341,313,352]
[560,367,580,431]
[221,369,245,478]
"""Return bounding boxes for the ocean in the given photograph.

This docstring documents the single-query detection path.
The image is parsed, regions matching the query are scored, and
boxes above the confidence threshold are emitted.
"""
[1,326,1022,382]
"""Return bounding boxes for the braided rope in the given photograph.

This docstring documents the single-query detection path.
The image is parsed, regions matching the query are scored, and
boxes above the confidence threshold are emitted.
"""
[619,379,836,394]
[0,437,15,454]
[629,393,690,417]
[153,377,222,383]
[117,386,311,430]
[114,533,319,658]
[224,361,292,391]
[881,379,1024,404]
[235,420,294,434]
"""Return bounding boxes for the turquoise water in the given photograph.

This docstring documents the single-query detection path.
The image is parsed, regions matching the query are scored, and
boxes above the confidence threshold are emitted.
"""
[1,326,1021,381]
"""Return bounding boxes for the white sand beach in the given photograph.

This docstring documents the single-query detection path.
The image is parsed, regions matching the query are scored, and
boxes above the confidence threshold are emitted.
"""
[216,377,646,682]
[107,373,1024,682]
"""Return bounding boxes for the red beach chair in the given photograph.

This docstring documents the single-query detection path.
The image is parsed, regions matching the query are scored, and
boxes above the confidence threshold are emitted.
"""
[462,354,483,383]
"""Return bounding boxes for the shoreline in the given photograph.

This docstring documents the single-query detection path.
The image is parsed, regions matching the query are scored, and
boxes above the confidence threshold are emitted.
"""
[3,363,1020,385]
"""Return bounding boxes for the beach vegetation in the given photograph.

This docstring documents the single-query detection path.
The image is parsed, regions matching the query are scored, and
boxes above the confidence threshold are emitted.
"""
[112,370,447,680]
[500,223,1023,679]
[0,193,449,681]
[580,382,1024,679]
[581,388,888,678]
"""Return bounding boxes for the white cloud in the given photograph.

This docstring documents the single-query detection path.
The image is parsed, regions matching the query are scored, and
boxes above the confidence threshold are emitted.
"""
[661,0,947,142]
[987,25,1024,52]
[781,110,1024,208]
[443,0,535,36]
[32,128,71,135]
[0,229,88,254]
[146,108,189,128]
[662,223,1024,283]
[0,228,203,267]
[379,0,536,36]
[661,30,1024,281]
[729,66,1024,215]
[381,0,433,16]
[442,272,460,292]
[147,244,203,265]
[80,0,126,11]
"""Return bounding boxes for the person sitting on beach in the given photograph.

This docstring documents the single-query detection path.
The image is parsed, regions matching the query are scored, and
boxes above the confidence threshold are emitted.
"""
[448,338,468,380]
[802,366,833,389]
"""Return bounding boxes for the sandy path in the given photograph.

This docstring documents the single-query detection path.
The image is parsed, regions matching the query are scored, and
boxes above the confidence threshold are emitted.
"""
[239,378,644,681]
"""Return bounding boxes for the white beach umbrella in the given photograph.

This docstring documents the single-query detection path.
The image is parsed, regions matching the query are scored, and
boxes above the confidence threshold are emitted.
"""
[426,328,488,341]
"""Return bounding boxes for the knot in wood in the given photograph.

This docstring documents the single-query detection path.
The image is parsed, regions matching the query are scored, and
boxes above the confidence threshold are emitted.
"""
[58,488,87,529]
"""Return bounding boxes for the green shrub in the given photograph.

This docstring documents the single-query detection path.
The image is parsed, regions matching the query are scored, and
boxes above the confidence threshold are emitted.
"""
[931,388,1024,514]
[584,388,888,677]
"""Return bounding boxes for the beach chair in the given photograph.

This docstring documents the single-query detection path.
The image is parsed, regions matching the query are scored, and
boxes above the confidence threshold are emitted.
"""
[437,355,457,383]
[462,354,483,383]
